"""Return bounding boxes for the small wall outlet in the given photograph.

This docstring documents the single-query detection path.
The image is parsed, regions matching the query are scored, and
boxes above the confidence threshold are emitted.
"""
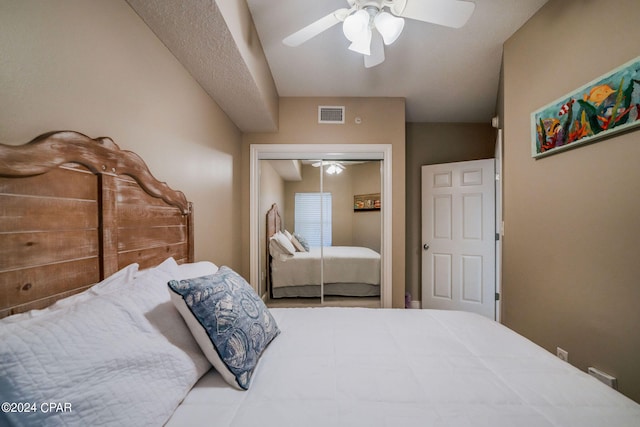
[588,367,618,390]
[556,347,569,362]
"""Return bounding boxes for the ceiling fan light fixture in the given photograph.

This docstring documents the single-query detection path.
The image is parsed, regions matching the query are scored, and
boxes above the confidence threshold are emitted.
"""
[282,0,474,68]
[374,11,405,45]
[342,9,370,42]
[348,28,372,55]
[325,162,345,175]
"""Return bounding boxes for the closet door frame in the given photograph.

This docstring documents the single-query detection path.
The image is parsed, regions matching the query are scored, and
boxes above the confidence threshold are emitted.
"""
[250,144,393,308]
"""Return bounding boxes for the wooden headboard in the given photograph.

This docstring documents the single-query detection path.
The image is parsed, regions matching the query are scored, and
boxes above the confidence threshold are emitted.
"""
[266,203,282,242]
[0,131,194,318]
[265,203,282,297]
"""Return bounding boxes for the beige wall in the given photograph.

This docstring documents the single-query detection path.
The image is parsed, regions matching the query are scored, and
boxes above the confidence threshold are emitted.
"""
[243,97,406,307]
[503,0,640,402]
[0,0,244,272]
[405,123,496,303]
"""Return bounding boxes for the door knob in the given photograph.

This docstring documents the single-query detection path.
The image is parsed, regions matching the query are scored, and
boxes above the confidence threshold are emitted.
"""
[423,243,430,250]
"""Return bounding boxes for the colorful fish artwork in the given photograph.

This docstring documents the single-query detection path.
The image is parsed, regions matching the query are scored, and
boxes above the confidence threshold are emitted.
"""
[532,56,640,158]
[583,84,615,106]
[559,99,574,116]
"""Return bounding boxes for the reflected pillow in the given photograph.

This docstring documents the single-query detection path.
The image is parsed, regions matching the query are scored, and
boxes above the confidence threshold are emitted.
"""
[290,235,306,252]
[168,267,280,390]
[274,231,296,255]
[269,236,291,258]
[293,233,310,251]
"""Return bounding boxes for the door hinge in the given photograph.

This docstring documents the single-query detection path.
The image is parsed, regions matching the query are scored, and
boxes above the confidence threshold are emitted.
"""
[495,292,500,301]
[495,233,500,241]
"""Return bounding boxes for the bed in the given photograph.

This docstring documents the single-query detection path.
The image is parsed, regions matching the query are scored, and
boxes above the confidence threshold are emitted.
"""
[2,131,639,427]
[266,203,381,298]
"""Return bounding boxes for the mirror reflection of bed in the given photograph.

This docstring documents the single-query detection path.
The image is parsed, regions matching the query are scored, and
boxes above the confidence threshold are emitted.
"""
[259,160,381,308]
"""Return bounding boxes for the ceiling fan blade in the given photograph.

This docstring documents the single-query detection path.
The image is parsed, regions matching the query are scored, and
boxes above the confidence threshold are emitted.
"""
[364,30,385,68]
[283,8,350,47]
[391,0,475,29]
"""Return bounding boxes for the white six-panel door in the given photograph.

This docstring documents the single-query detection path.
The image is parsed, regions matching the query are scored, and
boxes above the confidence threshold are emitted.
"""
[421,159,495,319]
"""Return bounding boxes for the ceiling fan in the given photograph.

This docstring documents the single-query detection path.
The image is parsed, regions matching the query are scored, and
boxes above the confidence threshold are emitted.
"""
[311,160,346,174]
[282,0,475,68]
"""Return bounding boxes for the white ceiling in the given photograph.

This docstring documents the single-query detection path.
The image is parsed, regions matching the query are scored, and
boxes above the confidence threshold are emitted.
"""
[128,0,549,129]
[245,0,548,123]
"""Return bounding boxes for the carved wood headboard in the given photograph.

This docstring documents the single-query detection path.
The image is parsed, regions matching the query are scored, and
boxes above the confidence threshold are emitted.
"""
[266,203,282,242]
[265,203,282,297]
[0,131,194,318]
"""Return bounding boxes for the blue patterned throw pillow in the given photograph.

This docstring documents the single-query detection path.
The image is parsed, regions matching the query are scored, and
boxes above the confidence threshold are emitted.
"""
[168,266,280,390]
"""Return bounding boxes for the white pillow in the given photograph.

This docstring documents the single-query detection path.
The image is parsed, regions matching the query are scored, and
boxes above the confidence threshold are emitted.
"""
[274,231,296,255]
[129,257,211,377]
[176,261,219,280]
[283,229,293,240]
[89,263,139,295]
[1,263,139,324]
[0,258,206,426]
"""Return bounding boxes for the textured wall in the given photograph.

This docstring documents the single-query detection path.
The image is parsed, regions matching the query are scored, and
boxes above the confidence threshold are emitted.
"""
[126,0,279,132]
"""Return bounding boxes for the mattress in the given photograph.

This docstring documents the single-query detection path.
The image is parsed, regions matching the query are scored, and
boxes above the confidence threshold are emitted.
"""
[271,246,380,288]
[167,308,640,426]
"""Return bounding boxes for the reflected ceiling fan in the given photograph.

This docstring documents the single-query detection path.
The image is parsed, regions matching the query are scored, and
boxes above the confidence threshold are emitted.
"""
[311,160,365,175]
[312,160,346,174]
[283,0,475,68]
[310,160,369,174]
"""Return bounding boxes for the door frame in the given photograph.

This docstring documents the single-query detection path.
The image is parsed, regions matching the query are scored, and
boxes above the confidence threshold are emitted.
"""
[495,129,503,322]
[250,144,393,308]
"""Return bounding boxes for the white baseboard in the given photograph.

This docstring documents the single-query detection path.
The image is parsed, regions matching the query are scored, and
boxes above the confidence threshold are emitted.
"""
[409,300,421,309]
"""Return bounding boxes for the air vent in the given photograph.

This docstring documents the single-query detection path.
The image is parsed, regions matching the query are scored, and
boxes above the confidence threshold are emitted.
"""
[318,106,345,124]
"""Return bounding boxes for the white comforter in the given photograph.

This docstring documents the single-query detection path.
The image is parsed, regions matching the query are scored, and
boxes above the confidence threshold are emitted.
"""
[168,308,640,427]
[271,246,380,288]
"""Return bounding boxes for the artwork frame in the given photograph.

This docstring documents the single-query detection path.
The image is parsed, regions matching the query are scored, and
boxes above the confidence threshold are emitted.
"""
[531,56,640,159]
[353,193,380,212]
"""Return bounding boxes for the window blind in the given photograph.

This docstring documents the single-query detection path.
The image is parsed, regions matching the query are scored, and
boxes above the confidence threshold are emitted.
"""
[294,192,332,247]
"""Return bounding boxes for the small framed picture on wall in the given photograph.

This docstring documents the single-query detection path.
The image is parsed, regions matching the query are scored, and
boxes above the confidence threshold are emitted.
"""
[354,193,380,211]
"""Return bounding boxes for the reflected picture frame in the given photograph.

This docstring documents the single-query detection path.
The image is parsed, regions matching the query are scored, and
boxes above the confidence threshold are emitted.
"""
[354,193,380,211]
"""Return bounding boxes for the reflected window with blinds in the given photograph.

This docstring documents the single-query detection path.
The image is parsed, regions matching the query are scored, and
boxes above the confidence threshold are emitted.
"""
[294,192,332,247]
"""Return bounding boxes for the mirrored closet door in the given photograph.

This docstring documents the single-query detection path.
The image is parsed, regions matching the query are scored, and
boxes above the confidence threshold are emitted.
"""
[259,159,382,307]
